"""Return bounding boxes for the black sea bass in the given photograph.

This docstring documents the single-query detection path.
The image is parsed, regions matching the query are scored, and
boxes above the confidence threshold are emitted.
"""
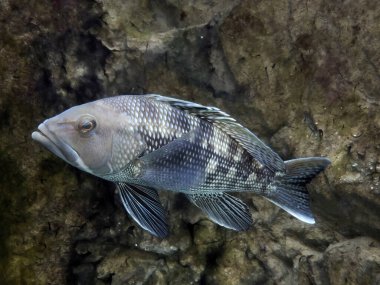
[32,95,330,237]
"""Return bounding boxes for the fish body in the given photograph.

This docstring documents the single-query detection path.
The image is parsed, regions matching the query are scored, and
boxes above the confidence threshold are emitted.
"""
[32,95,330,237]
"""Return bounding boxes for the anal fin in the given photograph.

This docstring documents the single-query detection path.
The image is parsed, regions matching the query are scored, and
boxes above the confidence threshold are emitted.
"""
[117,183,169,238]
[186,192,253,231]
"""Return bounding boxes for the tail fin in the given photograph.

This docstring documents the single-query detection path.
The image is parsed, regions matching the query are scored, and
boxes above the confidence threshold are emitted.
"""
[267,157,331,224]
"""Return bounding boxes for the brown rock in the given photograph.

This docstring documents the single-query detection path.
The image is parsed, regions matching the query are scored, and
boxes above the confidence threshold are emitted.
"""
[0,0,379,284]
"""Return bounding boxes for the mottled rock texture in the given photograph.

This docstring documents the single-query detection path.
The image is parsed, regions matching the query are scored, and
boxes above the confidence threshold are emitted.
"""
[1,0,379,284]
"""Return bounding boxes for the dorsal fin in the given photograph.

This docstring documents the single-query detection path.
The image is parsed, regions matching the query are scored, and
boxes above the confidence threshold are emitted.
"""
[145,94,285,172]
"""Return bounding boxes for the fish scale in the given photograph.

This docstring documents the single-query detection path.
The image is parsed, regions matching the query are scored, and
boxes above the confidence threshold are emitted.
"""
[32,94,331,237]
[109,100,272,194]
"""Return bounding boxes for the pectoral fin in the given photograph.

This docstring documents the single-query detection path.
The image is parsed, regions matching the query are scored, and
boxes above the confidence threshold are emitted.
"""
[136,130,205,191]
[117,183,169,238]
[186,192,253,231]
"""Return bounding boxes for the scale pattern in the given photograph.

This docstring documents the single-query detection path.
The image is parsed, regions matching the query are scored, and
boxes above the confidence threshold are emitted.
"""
[102,95,274,194]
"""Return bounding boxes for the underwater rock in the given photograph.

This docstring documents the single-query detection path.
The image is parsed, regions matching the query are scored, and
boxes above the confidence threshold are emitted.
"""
[324,237,380,285]
[0,0,379,284]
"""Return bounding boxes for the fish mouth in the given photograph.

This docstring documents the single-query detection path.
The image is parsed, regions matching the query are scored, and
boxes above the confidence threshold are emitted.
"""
[32,122,80,165]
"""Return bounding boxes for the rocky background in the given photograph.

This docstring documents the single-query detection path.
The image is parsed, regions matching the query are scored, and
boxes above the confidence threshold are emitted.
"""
[1,0,379,284]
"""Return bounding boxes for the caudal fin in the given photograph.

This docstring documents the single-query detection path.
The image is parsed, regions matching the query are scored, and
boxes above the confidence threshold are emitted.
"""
[267,157,331,224]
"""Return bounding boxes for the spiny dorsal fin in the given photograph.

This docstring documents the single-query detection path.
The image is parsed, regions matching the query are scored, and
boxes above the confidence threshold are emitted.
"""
[145,94,285,172]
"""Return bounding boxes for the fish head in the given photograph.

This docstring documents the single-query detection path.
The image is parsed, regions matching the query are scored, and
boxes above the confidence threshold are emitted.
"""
[32,101,117,176]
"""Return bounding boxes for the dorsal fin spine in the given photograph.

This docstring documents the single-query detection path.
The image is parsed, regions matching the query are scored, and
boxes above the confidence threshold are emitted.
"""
[145,94,285,172]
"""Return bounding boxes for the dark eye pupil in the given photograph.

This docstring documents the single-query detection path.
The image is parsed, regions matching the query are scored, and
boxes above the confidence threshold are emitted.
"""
[82,121,92,130]
[79,119,96,133]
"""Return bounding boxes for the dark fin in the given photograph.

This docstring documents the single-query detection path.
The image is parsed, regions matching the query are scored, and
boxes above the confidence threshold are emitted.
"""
[186,192,253,231]
[137,130,205,191]
[117,183,169,238]
[145,94,284,172]
[267,157,331,224]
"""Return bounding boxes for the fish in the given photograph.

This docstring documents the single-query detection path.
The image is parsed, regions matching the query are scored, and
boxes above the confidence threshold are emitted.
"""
[32,94,331,238]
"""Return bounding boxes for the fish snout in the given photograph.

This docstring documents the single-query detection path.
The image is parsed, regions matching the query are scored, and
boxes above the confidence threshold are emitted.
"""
[32,120,79,165]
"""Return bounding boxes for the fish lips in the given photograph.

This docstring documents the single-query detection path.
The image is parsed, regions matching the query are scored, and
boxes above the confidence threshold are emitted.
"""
[32,122,80,166]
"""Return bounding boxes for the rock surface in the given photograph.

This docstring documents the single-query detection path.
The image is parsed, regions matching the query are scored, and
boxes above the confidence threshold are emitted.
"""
[0,0,379,284]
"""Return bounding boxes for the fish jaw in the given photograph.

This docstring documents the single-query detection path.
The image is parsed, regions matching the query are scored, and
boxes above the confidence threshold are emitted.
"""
[32,122,70,162]
[32,121,93,173]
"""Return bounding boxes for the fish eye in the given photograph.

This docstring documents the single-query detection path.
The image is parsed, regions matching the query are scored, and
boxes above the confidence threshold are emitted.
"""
[78,116,97,134]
